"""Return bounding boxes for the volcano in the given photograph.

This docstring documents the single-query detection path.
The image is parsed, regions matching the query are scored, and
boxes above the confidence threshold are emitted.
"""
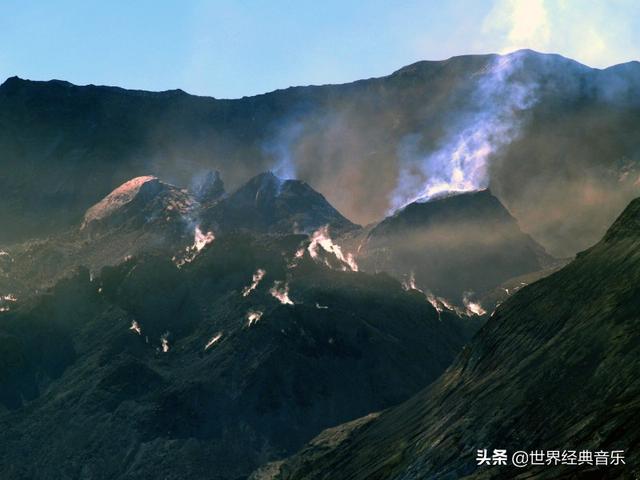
[359,189,553,302]
[202,172,358,235]
[258,195,640,479]
[1,171,361,303]
[2,51,639,257]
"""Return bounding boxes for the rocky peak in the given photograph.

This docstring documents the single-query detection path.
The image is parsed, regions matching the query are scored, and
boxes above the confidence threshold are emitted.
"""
[191,170,225,203]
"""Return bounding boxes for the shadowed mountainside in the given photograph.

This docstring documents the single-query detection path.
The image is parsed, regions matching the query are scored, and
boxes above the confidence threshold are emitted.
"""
[358,189,553,300]
[0,231,473,480]
[258,195,640,480]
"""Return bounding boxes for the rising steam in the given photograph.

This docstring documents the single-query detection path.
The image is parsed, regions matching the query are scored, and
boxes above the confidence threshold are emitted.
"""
[403,272,445,317]
[129,320,142,335]
[308,226,358,271]
[390,51,539,211]
[205,332,223,350]
[174,225,215,267]
[263,122,304,180]
[242,268,266,297]
[246,310,264,327]
[194,226,215,251]
[270,281,294,305]
[160,332,170,353]
[463,292,487,316]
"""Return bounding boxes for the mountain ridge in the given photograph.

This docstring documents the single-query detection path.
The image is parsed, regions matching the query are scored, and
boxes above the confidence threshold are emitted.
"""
[5,50,639,98]
[1,50,639,256]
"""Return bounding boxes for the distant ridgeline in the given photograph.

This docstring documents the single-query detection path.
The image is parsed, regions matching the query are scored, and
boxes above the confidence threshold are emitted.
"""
[1,50,640,257]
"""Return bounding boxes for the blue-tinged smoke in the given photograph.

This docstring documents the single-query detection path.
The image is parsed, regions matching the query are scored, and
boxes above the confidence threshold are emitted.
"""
[263,122,304,180]
[389,51,539,212]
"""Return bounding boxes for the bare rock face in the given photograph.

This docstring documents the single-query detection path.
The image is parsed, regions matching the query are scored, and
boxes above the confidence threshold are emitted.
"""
[81,176,162,229]
[202,172,359,235]
[80,175,196,236]
[358,189,553,301]
[191,170,225,203]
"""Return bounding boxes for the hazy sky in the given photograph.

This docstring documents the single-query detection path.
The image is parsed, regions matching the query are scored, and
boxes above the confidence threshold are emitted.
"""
[1,0,638,98]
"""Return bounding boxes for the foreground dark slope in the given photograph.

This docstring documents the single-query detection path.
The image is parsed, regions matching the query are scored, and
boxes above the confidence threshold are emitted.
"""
[264,197,640,479]
[1,51,639,256]
[0,230,472,480]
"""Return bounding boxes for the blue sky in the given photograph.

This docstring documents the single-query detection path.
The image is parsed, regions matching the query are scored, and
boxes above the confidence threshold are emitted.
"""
[1,0,638,98]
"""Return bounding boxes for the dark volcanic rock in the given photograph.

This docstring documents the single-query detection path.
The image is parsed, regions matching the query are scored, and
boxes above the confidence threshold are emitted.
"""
[191,170,225,203]
[203,172,358,235]
[359,189,552,301]
[0,231,471,480]
[3,175,199,296]
[1,172,360,306]
[263,196,640,480]
[80,175,194,234]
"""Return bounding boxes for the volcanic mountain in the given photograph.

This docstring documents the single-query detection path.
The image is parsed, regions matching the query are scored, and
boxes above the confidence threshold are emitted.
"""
[2,50,640,257]
[0,171,363,302]
[0,227,472,480]
[358,189,553,302]
[258,196,640,479]
[202,171,357,235]
[0,173,219,300]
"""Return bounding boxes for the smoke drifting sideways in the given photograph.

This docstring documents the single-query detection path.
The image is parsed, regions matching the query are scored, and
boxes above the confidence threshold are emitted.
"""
[389,51,539,212]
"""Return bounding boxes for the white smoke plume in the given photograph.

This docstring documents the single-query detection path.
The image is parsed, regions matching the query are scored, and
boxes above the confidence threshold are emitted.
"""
[242,268,266,297]
[390,51,539,211]
[194,226,215,251]
[160,332,170,353]
[129,320,142,335]
[287,246,307,269]
[463,292,487,316]
[174,225,215,267]
[205,332,223,350]
[263,121,304,180]
[246,310,264,327]
[401,272,420,292]
[270,281,294,305]
[307,226,358,271]
[402,271,461,318]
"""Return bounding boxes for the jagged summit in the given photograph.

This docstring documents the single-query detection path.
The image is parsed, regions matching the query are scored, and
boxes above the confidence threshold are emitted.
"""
[375,189,511,232]
[202,171,358,234]
[80,175,196,236]
[191,170,225,203]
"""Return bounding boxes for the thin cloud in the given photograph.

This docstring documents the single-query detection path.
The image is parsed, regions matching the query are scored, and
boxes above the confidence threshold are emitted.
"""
[482,0,640,67]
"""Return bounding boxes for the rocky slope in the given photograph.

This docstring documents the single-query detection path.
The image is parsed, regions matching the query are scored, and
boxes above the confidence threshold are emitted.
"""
[358,190,553,301]
[202,171,357,235]
[0,229,473,480]
[0,173,214,302]
[261,196,640,479]
[0,170,361,303]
